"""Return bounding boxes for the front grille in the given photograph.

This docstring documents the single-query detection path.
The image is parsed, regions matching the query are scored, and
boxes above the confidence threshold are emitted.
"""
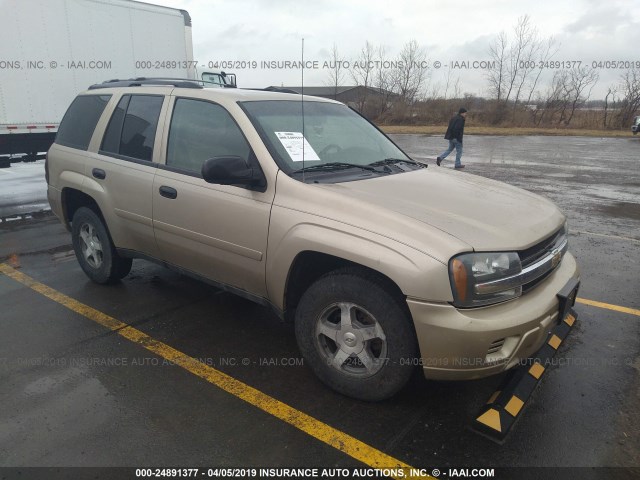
[520,226,566,293]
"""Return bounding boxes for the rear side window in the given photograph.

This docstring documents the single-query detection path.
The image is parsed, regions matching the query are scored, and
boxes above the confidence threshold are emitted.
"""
[101,96,129,154]
[101,95,164,162]
[56,95,111,150]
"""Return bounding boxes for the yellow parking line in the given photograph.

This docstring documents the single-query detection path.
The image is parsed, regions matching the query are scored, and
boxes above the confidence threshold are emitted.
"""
[577,297,640,317]
[0,263,429,480]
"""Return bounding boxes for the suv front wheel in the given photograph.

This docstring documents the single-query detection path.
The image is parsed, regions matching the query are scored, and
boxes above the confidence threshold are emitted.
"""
[295,268,419,401]
[71,207,132,284]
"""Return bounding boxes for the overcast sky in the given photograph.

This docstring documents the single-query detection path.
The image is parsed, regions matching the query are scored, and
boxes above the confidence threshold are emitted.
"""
[152,0,637,99]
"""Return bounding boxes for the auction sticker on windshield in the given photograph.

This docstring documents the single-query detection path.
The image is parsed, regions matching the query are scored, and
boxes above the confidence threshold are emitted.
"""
[275,132,321,162]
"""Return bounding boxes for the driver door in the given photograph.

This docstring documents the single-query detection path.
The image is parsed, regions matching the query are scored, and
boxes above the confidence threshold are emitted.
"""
[152,96,273,298]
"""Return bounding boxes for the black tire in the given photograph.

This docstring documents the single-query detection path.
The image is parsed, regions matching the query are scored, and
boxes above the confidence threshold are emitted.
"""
[295,267,418,401]
[71,207,132,284]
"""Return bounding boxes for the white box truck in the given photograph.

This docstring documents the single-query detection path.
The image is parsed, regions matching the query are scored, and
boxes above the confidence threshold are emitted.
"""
[0,0,234,167]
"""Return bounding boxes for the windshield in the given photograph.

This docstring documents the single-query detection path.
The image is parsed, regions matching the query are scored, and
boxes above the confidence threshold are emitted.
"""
[201,72,226,87]
[240,100,415,179]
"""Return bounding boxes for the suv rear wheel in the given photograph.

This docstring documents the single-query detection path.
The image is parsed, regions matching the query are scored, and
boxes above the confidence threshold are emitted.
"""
[71,207,132,284]
[295,268,418,401]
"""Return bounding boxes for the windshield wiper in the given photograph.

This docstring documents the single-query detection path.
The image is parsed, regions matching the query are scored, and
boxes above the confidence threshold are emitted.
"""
[368,158,425,168]
[293,162,380,174]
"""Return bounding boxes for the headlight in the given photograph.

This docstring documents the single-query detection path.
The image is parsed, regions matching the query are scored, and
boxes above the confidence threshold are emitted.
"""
[449,252,522,308]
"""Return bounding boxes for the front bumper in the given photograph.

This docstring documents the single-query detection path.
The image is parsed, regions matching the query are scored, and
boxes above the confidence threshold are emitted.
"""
[408,252,579,381]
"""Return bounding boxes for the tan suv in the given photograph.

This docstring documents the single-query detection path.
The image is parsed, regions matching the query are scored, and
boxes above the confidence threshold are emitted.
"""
[47,78,580,401]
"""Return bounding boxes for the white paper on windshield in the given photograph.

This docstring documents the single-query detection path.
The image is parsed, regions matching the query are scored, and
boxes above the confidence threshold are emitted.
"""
[274,132,321,162]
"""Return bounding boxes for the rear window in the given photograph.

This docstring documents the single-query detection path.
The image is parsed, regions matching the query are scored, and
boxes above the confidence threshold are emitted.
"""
[56,95,111,150]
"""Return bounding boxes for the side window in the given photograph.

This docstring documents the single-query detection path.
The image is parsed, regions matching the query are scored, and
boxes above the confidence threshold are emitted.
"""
[101,95,164,162]
[166,98,251,174]
[101,96,129,154]
[56,95,111,150]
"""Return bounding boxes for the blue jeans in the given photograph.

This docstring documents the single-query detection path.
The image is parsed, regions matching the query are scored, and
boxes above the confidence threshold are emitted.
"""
[439,139,463,166]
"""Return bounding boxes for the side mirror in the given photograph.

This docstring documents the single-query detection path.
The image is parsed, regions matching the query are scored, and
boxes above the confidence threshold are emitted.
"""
[201,156,263,189]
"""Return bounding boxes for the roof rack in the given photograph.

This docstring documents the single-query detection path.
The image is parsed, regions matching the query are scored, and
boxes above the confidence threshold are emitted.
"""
[88,77,233,90]
[260,86,300,94]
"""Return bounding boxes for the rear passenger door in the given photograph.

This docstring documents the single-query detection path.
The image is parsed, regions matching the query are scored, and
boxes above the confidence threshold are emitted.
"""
[85,90,169,258]
[152,96,273,298]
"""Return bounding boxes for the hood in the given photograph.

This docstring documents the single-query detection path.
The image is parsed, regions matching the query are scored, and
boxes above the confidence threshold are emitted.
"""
[317,168,565,251]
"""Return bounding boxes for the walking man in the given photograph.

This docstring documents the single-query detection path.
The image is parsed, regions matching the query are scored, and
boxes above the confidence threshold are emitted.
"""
[437,107,467,169]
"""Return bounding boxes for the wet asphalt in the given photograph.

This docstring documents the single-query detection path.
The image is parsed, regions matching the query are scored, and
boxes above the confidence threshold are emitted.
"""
[0,136,638,477]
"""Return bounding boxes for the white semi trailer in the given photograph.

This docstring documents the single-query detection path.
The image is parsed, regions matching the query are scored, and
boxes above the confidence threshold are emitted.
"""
[0,0,232,167]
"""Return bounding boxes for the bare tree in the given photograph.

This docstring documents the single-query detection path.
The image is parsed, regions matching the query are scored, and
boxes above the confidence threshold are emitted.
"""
[537,67,598,126]
[427,81,442,100]
[555,72,574,124]
[486,16,557,124]
[393,40,428,105]
[441,68,462,100]
[350,41,376,111]
[602,86,618,129]
[617,68,640,128]
[452,76,462,100]
[536,70,568,126]
[486,31,508,103]
[505,15,537,108]
[525,36,559,106]
[530,91,546,125]
[372,45,397,117]
[563,66,599,125]
[325,43,345,99]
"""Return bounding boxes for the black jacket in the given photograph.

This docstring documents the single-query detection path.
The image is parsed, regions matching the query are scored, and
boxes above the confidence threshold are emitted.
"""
[444,114,465,143]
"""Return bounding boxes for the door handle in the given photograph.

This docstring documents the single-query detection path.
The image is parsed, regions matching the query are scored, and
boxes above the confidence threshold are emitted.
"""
[92,168,106,180]
[159,185,177,199]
